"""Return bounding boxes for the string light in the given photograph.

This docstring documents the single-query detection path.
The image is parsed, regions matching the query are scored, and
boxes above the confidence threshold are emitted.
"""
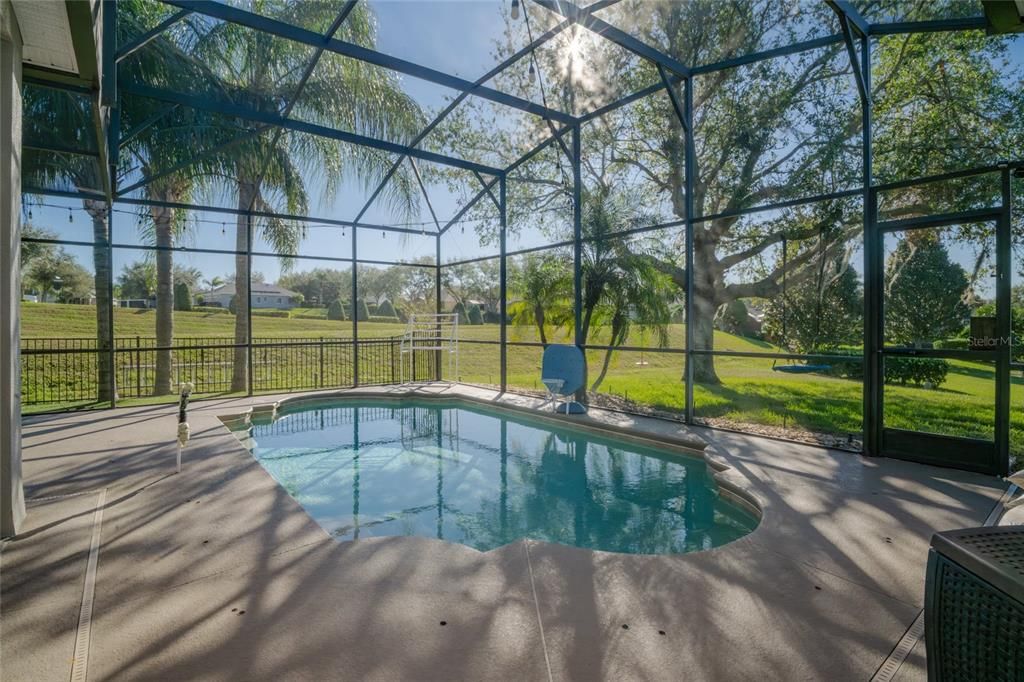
[27,209,32,220]
[528,62,536,84]
[27,201,550,234]
[511,0,520,20]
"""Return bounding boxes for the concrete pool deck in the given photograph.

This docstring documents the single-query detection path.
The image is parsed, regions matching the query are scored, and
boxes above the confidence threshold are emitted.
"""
[1,383,1009,681]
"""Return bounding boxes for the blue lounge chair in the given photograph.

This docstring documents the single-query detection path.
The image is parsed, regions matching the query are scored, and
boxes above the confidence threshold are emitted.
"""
[540,344,587,414]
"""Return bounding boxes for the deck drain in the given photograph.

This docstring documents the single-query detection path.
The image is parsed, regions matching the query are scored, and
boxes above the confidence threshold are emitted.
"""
[202,540,209,544]
[658,630,666,636]
[621,624,629,630]
[231,608,237,612]
[884,537,892,544]
[814,585,822,591]
[439,621,447,626]
[238,610,245,615]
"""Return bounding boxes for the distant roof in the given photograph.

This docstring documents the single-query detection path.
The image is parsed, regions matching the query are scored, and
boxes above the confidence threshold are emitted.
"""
[198,283,299,298]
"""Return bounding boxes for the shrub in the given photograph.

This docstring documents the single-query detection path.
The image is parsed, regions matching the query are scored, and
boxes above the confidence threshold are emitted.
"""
[228,295,238,315]
[467,304,483,325]
[173,282,192,312]
[715,299,749,335]
[350,299,369,322]
[821,351,948,388]
[483,310,501,324]
[290,307,326,318]
[367,315,402,324]
[192,305,230,314]
[934,338,969,351]
[250,309,289,318]
[327,299,346,321]
[823,350,864,381]
[376,298,398,319]
[884,357,949,388]
[452,301,468,324]
[395,307,408,323]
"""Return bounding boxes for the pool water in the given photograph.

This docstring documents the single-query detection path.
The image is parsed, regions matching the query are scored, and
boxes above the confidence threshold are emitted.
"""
[234,399,758,554]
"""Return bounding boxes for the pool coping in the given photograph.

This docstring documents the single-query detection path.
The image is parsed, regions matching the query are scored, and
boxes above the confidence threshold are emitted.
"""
[214,386,766,528]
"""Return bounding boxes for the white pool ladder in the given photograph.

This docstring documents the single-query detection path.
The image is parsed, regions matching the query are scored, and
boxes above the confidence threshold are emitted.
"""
[399,313,459,383]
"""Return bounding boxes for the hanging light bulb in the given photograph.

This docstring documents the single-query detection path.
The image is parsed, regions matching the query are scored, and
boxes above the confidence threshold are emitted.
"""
[511,0,520,20]
[27,209,32,220]
[68,209,73,223]
[461,225,465,234]
[221,221,226,235]
[382,230,386,238]
[528,61,536,84]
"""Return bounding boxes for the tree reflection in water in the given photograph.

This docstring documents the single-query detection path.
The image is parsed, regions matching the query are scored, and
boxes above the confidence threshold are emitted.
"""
[246,401,756,554]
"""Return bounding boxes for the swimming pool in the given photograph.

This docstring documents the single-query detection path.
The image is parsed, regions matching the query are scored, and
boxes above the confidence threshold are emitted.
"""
[230,398,758,554]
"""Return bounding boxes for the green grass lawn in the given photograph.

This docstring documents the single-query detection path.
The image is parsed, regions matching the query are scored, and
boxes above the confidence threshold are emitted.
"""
[19,302,1024,460]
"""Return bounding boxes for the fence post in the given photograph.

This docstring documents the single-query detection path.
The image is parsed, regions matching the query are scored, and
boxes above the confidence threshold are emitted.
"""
[319,337,324,388]
[135,335,141,397]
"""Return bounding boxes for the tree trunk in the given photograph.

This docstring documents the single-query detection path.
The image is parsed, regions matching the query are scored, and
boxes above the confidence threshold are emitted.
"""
[590,316,628,392]
[591,346,616,393]
[533,304,547,346]
[152,203,174,395]
[86,201,116,402]
[230,180,255,393]
[691,260,721,385]
[577,302,597,403]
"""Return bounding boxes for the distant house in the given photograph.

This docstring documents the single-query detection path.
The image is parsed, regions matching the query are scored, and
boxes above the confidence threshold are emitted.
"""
[439,292,491,312]
[117,298,153,309]
[196,283,301,310]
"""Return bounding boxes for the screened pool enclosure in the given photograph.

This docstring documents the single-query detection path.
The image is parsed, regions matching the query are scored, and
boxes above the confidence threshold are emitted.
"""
[19,0,1024,475]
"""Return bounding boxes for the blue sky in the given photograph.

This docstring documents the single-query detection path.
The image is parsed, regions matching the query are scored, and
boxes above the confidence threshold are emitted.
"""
[24,2,1024,292]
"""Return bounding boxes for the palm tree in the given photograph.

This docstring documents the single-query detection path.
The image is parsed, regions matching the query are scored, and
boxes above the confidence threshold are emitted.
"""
[134,177,192,394]
[575,187,672,393]
[21,88,118,402]
[118,0,243,394]
[508,253,570,345]
[186,1,424,391]
[587,249,671,391]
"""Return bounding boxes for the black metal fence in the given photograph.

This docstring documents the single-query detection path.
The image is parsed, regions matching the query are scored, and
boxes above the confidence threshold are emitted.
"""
[20,336,437,405]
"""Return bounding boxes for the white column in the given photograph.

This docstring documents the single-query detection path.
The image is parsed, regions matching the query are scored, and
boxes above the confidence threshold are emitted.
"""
[1,3,25,538]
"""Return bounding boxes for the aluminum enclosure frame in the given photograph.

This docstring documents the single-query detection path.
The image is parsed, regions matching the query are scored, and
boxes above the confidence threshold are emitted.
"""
[19,0,1024,474]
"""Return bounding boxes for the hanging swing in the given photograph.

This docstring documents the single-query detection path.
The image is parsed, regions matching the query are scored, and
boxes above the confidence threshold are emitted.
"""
[771,234,833,374]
